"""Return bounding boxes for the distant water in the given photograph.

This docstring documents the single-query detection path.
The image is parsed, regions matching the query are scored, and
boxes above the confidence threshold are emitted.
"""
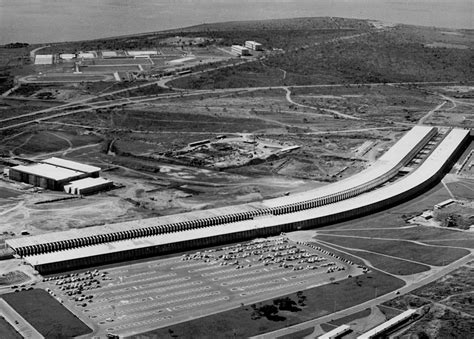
[0,0,472,45]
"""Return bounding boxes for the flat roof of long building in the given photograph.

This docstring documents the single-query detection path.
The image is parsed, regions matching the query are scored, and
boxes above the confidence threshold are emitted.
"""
[357,309,417,339]
[41,157,101,174]
[10,163,85,182]
[16,128,470,266]
[64,177,112,190]
[6,202,264,249]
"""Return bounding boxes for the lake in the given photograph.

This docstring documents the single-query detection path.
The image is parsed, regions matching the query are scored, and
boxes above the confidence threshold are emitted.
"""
[0,0,472,45]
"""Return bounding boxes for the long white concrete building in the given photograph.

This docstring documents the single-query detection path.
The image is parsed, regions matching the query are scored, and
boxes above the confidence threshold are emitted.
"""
[6,126,470,273]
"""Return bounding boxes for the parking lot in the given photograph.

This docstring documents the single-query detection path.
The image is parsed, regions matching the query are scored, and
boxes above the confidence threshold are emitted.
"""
[40,236,363,337]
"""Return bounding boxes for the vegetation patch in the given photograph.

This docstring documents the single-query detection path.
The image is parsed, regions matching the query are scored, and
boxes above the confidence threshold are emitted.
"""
[1,289,92,338]
[316,234,469,266]
[318,225,472,242]
[319,243,430,275]
[0,316,22,339]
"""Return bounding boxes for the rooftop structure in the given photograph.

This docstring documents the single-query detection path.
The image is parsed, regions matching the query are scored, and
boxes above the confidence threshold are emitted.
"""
[101,51,118,58]
[59,54,75,60]
[127,51,158,56]
[34,55,53,65]
[318,324,351,339]
[8,164,88,190]
[168,56,196,64]
[63,177,113,195]
[9,164,86,182]
[78,52,95,59]
[245,41,263,51]
[357,309,417,338]
[231,45,250,56]
[41,157,101,176]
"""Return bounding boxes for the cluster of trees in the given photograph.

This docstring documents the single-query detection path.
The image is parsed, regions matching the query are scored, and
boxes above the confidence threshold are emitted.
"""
[3,42,29,49]
[249,292,307,321]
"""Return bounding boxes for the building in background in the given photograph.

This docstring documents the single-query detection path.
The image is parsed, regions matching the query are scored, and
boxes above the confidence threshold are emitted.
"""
[34,55,53,65]
[8,164,88,190]
[8,158,109,192]
[41,157,101,178]
[231,45,250,56]
[245,41,263,51]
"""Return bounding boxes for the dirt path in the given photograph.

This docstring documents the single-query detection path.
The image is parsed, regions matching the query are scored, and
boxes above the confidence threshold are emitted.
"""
[418,100,447,125]
[283,87,362,120]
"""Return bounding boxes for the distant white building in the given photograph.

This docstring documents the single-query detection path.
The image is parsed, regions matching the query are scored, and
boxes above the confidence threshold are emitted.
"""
[34,55,53,65]
[127,51,158,57]
[245,41,263,51]
[59,53,75,60]
[78,52,95,59]
[101,51,118,58]
[231,45,250,56]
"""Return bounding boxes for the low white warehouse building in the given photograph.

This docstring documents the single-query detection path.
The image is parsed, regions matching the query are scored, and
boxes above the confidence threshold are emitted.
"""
[64,177,113,195]
[231,45,250,56]
[245,41,263,51]
[34,55,53,65]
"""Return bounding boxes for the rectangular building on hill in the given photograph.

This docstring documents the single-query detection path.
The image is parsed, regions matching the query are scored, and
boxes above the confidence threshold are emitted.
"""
[245,41,263,51]
[231,45,250,56]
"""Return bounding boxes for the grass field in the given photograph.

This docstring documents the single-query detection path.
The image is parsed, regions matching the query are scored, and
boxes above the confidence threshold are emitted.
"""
[446,180,474,200]
[318,225,473,243]
[1,289,92,338]
[134,270,403,338]
[316,235,469,266]
[422,239,474,248]
[0,316,21,339]
[316,243,431,275]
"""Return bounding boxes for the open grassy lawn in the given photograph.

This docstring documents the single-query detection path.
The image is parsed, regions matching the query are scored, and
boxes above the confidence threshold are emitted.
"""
[0,316,22,339]
[133,270,403,339]
[422,239,474,249]
[446,180,474,200]
[318,225,473,242]
[316,235,469,266]
[317,243,431,275]
[1,289,92,338]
